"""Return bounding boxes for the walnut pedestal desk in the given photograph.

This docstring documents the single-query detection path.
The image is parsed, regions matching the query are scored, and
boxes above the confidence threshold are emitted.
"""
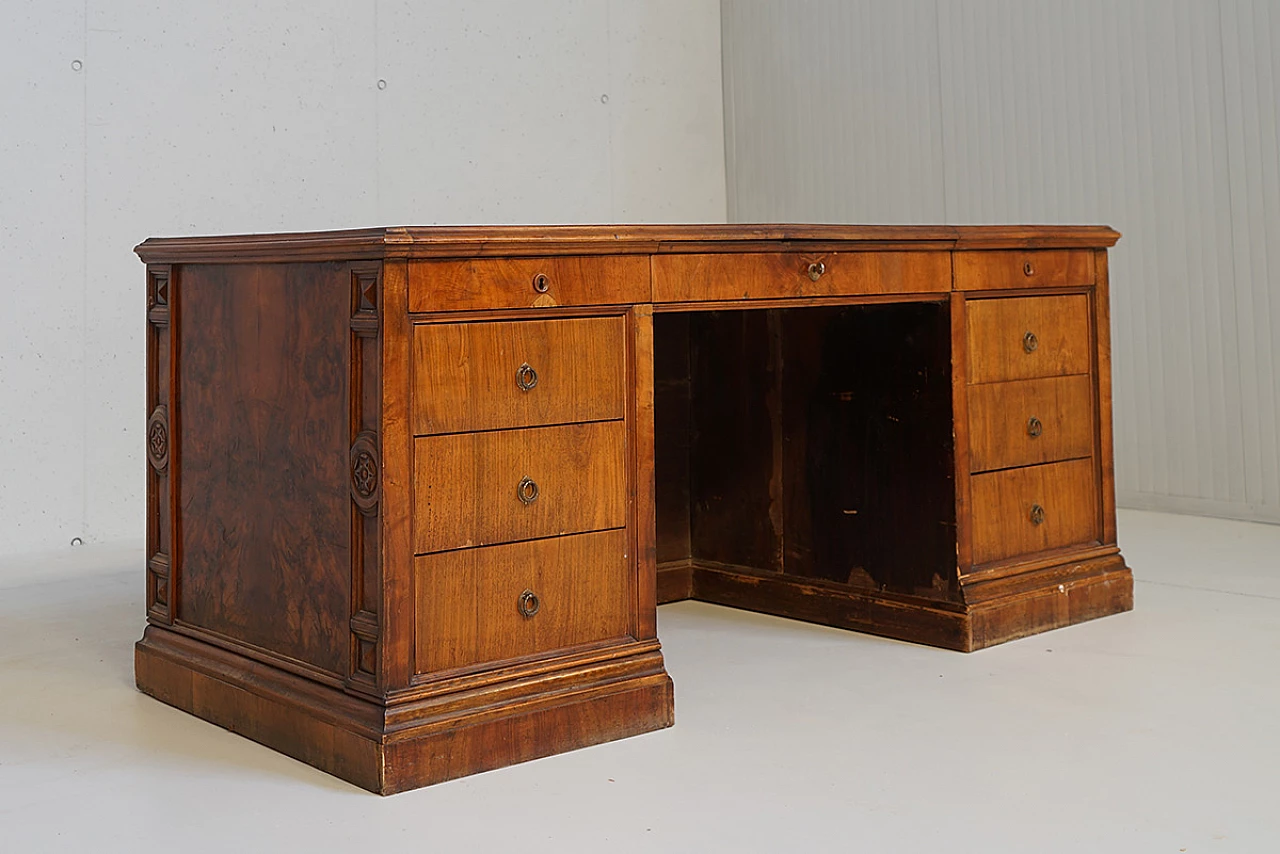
[134,225,1133,794]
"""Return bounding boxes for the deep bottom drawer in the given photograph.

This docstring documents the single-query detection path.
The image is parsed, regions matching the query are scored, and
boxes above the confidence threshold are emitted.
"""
[414,530,631,674]
[970,458,1099,565]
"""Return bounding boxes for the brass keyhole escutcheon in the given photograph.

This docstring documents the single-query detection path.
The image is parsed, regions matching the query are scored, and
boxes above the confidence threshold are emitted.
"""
[518,589,540,618]
[807,260,826,282]
[1023,260,1035,277]
[1027,416,1043,438]
[516,362,539,391]
[517,476,540,506]
[532,273,550,293]
[1030,504,1046,526]
[1023,331,1039,353]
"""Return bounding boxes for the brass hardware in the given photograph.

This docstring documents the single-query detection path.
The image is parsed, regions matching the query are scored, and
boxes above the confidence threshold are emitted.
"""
[1030,504,1046,526]
[1023,260,1035,277]
[1027,416,1043,438]
[807,261,826,282]
[516,362,539,391]
[1023,331,1039,353]
[532,273,550,293]
[518,589,540,618]
[517,476,540,505]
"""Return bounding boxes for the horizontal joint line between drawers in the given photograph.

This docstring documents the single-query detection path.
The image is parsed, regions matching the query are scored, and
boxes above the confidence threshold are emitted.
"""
[413,526,630,558]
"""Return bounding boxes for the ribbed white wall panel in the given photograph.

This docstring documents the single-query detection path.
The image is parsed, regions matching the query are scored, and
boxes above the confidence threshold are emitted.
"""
[723,0,1280,523]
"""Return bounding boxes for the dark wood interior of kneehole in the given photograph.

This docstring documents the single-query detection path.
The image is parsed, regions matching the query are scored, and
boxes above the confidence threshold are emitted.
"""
[654,302,958,603]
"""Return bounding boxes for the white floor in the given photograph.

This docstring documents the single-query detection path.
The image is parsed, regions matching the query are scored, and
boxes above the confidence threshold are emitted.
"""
[1,509,1277,853]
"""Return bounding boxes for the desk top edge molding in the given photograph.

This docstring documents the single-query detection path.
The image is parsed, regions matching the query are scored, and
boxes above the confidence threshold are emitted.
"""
[134,223,1121,264]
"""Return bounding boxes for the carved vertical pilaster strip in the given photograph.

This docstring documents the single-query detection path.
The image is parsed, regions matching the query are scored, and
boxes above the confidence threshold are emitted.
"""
[347,262,382,694]
[146,265,175,623]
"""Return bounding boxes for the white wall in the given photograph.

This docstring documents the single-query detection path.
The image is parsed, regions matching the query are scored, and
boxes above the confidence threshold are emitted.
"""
[0,0,726,560]
[723,0,1280,524]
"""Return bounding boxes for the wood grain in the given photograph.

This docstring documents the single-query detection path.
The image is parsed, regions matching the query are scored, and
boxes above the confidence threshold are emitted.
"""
[968,375,1095,472]
[413,421,626,554]
[177,262,351,676]
[966,294,1092,383]
[409,256,649,312]
[954,249,1095,290]
[412,316,626,435]
[970,458,1099,565]
[413,530,631,674]
[652,250,950,303]
[135,224,1121,265]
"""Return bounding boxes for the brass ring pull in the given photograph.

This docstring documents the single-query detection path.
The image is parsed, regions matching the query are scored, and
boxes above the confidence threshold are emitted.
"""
[1023,331,1039,353]
[1030,504,1046,526]
[1023,260,1035,277]
[532,273,550,293]
[807,261,826,282]
[518,589,540,618]
[516,362,539,391]
[517,476,539,505]
[1027,416,1043,438]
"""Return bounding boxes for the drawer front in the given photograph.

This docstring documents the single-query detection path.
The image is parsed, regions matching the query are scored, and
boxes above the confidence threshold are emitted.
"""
[413,316,626,435]
[414,421,627,554]
[414,529,630,674]
[651,251,950,303]
[966,294,1091,383]
[970,458,1098,565]
[968,375,1094,472]
[409,256,649,313]
[955,249,1094,291]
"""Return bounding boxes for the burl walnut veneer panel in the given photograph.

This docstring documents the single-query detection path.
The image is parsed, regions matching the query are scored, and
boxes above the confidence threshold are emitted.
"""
[177,262,352,676]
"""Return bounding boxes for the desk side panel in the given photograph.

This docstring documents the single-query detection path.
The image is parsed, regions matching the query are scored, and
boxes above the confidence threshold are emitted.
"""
[175,262,353,678]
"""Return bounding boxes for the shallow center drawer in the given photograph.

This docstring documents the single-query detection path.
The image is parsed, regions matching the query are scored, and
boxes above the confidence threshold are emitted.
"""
[413,316,626,435]
[966,294,1091,383]
[414,529,630,674]
[652,251,950,303]
[970,458,1099,565]
[414,421,627,554]
[969,375,1094,472]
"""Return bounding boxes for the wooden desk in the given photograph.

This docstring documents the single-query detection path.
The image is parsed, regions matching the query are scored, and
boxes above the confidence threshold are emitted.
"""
[134,225,1132,794]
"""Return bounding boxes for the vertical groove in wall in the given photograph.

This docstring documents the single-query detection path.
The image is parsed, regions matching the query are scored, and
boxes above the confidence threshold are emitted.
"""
[722,0,1280,523]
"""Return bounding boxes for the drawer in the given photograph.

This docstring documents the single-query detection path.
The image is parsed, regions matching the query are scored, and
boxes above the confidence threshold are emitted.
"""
[966,294,1091,383]
[955,249,1094,291]
[968,375,1094,472]
[970,458,1098,565]
[651,251,950,303]
[414,421,627,554]
[409,256,649,313]
[413,316,626,435]
[414,529,630,674]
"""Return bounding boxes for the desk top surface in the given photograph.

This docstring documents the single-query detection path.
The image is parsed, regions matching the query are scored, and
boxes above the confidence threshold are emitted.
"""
[136,223,1120,264]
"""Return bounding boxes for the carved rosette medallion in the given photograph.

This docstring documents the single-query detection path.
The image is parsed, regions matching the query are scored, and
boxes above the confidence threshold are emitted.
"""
[146,405,170,472]
[350,431,380,515]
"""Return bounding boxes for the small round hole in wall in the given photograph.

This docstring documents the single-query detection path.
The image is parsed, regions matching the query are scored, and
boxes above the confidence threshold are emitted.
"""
[600,94,609,104]
[71,60,83,71]
[377,79,387,90]
[70,537,83,546]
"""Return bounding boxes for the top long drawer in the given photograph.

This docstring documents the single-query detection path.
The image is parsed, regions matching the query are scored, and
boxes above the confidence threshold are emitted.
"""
[409,256,649,313]
[651,251,950,303]
[413,317,626,435]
